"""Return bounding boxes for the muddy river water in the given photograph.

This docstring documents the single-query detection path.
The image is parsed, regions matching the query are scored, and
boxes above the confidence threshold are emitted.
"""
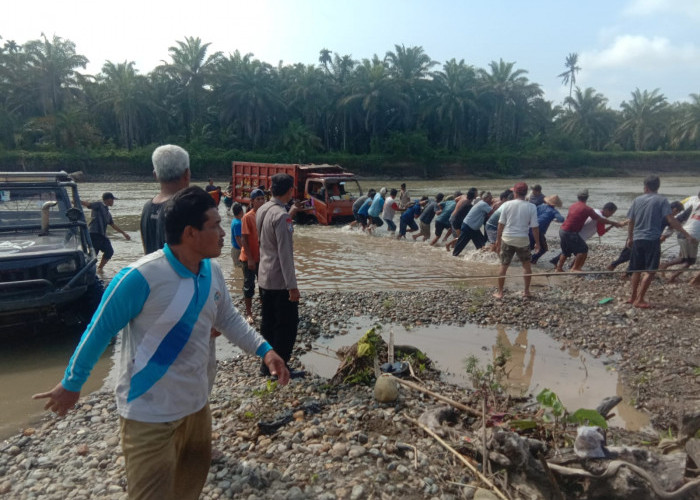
[2,175,694,438]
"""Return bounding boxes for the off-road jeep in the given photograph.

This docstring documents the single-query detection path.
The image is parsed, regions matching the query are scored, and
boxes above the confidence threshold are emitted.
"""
[0,171,103,333]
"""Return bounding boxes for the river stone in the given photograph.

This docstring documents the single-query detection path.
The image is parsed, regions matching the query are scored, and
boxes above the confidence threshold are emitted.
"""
[374,375,399,402]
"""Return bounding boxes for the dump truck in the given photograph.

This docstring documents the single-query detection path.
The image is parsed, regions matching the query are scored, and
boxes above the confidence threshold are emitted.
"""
[232,161,363,225]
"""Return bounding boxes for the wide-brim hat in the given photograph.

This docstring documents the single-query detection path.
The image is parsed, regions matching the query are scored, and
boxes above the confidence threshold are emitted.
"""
[544,195,562,207]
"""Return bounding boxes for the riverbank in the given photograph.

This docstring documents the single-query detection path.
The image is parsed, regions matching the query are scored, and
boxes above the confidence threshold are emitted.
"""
[1,243,698,499]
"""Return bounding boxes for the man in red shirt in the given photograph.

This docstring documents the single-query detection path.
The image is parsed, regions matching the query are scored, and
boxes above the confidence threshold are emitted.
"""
[556,189,621,272]
[239,189,266,323]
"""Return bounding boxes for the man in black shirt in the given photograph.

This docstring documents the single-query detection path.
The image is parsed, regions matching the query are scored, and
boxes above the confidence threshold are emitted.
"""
[140,145,191,254]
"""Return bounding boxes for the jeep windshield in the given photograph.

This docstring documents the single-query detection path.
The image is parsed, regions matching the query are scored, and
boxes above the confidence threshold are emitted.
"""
[0,185,92,256]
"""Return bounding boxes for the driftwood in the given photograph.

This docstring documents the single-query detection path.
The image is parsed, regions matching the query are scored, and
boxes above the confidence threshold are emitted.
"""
[389,375,482,417]
[547,460,700,500]
[410,417,510,500]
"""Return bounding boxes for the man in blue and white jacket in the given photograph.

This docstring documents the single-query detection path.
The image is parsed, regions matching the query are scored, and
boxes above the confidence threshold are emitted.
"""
[35,186,289,500]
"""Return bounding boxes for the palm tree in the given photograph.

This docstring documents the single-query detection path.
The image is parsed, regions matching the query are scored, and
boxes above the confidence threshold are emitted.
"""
[23,34,88,116]
[558,53,581,101]
[558,87,616,150]
[318,48,332,72]
[97,61,153,150]
[477,59,542,146]
[426,58,477,150]
[157,36,222,141]
[671,93,700,148]
[213,51,284,148]
[617,88,669,150]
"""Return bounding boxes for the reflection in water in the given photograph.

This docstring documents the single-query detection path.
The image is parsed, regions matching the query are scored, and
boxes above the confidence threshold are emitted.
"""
[300,318,651,431]
[495,326,535,397]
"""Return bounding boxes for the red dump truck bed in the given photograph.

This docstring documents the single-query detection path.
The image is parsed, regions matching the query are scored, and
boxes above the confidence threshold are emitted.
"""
[232,161,362,225]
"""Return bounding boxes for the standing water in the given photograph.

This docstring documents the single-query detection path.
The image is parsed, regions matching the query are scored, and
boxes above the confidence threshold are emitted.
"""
[3,175,692,438]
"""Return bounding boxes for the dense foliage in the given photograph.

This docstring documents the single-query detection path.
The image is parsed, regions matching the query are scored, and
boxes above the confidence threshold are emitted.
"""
[1,35,699,166]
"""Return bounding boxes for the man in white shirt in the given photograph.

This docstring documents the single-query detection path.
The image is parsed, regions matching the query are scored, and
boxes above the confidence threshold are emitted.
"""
[494,182,539,299]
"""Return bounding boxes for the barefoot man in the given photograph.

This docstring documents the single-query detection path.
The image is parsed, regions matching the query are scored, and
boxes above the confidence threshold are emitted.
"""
[494,182,539,299]
[625,175,696,308]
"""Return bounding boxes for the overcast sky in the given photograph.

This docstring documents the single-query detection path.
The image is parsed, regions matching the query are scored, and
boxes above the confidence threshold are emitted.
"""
[4,0,699,108]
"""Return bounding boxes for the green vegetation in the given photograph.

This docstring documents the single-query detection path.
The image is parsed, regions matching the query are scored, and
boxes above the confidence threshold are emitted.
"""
[1,35,699,177]
[252,379,278,397]
[536,388,607,429]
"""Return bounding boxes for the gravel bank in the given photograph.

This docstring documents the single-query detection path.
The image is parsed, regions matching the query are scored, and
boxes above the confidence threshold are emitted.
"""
[1,241,698,499]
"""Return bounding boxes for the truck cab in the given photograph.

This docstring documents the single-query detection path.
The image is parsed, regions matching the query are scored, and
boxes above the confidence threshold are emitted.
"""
[232,161,363,225]
[304,174,362,225]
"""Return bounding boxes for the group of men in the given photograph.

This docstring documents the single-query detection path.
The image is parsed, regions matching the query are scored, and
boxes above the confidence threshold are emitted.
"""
[35,145,299,499]
[353,177,699,302]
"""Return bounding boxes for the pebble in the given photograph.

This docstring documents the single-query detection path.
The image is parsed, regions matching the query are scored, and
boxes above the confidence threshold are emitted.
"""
[2,251,697,498]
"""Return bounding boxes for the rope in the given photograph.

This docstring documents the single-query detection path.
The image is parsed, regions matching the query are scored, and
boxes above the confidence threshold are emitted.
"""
[223,266,700,284]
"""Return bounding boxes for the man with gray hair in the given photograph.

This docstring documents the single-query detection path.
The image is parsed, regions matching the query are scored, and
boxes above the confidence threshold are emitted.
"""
[140,144,191,254]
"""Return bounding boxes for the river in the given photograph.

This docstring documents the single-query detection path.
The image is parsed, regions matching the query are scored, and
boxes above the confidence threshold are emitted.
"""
[2,175,695,438]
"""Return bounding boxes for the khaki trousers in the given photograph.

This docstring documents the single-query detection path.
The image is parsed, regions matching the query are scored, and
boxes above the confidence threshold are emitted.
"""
[119,404,211,500]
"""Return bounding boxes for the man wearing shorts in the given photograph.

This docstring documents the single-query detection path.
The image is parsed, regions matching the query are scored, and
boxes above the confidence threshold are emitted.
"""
[626,176,695,308]
[556,189,620,273]
[240,189,266,323]
[494,182,539,299]
[413,192,443,241]
[82,192,131,272]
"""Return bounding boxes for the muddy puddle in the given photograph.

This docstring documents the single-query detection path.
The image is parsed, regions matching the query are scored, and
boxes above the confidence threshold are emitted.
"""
[300,318,650,431]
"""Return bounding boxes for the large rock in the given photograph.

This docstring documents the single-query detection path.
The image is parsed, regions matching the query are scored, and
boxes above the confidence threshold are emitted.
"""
[374,374,399,402]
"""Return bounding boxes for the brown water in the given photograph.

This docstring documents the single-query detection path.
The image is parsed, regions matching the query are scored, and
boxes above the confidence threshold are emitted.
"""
[300,319,650,431]
[3,175,692,439]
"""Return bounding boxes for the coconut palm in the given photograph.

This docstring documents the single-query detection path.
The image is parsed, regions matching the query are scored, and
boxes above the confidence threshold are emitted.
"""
[558,53,581,101]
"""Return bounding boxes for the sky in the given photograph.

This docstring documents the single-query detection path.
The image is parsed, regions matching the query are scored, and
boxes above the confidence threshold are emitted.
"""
[4,0,700,108]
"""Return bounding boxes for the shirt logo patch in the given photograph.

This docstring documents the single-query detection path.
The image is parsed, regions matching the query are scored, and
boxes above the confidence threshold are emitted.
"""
[286,217,294,233]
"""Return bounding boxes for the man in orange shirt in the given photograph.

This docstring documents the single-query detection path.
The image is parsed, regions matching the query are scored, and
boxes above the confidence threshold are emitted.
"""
[239,189,266,323]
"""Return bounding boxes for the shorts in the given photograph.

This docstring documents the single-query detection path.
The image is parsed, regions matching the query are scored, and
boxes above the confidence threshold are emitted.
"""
[383,218,396,231]
[678,238,698,264]
[500,242,531,266]
[559,229,588,257]
[486,226,498,244]
[355,213,368,227]
[242,262,258,298]
[434,220,450,238]
[629,239,661,272]
[231,247,243,268]
[224,197,233,209]
[90,233,114,260]
[418,220,431,239]
[450,218,462,231]
[370,216,384,227]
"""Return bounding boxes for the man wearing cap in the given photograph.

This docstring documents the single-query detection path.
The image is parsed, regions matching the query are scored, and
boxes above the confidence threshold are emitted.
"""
[141,144,191,255]
[494,182,539,299]
[240,188,266,323]
[556,189,621,273]
[82,192,131,272]
[256,174,300,375]
[530,195,564,263]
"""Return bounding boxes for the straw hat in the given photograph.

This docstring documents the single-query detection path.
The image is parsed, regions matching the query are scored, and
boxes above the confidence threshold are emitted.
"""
[544,195,562,208]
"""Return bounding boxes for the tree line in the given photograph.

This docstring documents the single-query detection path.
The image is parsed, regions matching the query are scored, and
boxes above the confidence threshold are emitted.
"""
[1,34,699,163]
